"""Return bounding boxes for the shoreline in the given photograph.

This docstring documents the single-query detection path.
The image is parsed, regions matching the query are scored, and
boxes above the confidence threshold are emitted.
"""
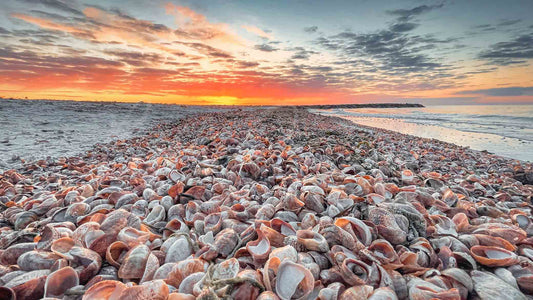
[1,108,532,299]
[313,107,533,163]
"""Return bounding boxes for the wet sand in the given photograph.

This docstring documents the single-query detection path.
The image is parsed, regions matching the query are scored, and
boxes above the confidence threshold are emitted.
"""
[0,107,532,299]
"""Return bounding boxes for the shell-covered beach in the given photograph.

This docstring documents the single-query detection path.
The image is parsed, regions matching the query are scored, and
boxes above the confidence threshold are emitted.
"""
[1,108,532,299]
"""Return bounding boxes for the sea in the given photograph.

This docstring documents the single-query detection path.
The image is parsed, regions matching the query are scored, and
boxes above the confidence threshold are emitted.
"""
[0,99,221,170]
[315,105,533,162]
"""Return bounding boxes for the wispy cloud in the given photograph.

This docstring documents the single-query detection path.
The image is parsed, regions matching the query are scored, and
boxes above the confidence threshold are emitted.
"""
[478,33,533,65]
[242,25,273,39]
[457,86,533,96]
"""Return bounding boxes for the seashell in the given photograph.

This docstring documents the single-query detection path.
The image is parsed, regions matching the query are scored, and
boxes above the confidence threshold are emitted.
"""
[470,245,518,267]
[295,230,329,252]
[1,242,36,265]
[247,229,271,262]
[340,285,374,300]
[430,215,457,237]
[163,219,188,239]
[334,217,373,246]
[4,269,49,300]
[204,213,223,235]
[168,292,196,300]
[317,282,345,300]
[166,236,193,263]
[14,211,39,230]
[257,291,281,300]
[178,272,205,295]
[165,259,207,288]
[17,250,61,271]
[408,280,460,300]
[44,266,79,298]
[494,267,519,290]
[474,234,516,252]
[508,264,533,294]
[118,244,159,282]
[183,186,206,200]
[211,257,240,281]
[366,239,398,265]
[117,227,151,247]
[0,287,16,300]
[369,287,398,300]
[471,270,527,300]
[340,258,372,286]
[320,225,357,250]
[145,205,166,225]
[275,260,314,300]
[369,207,406,245]
[83,279,169,300]
[106,241,130,268]
[256,204,277,220]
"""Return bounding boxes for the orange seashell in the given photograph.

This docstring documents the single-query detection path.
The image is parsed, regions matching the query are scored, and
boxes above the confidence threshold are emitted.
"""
[168,293,196,300]
[296,230,329,252]
[334,217,373,246]
[340,285,374,300]
[121,279,169,300]
[44,266,79,298]
[1,242,36,265]
[246,229,271,263]
[470,245,518,267]
[340,258,372,286]
[4,269,49,300]
[165,259,207,288]
[83,280,127,300]
[257,291,281,300]
[367,239,398,265]
[473,234,517,252]
[0,287,16,300]
[106,241,129,268]
[183,185,206,200]
[168,182,185,199]
[117,227,150,247]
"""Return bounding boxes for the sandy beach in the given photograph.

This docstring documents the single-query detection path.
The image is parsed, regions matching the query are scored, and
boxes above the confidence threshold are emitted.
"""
[1,107,533,299]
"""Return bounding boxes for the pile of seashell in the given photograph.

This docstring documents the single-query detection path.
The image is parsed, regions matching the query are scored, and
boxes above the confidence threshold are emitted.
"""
[0,108,532,299]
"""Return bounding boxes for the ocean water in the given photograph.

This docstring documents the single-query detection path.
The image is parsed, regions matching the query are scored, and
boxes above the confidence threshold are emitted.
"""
[0,99,220,170]
[315,105,533,162]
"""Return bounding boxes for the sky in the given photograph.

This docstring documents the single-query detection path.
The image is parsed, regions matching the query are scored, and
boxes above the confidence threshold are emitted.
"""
[0,0,532,105]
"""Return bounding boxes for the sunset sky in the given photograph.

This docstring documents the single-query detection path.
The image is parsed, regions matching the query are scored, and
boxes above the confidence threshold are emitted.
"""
[0,0,532,105]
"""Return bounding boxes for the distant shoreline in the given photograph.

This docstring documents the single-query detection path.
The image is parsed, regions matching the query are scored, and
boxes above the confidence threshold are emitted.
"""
[1,98,424,108]
[302,103,424,109]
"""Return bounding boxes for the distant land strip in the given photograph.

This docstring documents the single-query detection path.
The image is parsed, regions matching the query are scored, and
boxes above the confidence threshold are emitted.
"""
[301,103,424,109]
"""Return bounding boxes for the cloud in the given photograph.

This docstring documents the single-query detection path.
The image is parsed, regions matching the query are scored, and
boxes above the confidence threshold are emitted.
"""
[315,26,447,74]
[165,3,244,45]
[254,43,278,52]
[242,25,273,39]
[11,13,89,36]
[18,0,83,16]
[457,86,533,96]
[103,50,164,66]
[303,26,318,33]
[497,19,521,27]
[390,22,419,32]
[387,3,444,22]
[478,33,533,65]
[237,61,260,68]
[290,47,318,60]
[179,42,233,58]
